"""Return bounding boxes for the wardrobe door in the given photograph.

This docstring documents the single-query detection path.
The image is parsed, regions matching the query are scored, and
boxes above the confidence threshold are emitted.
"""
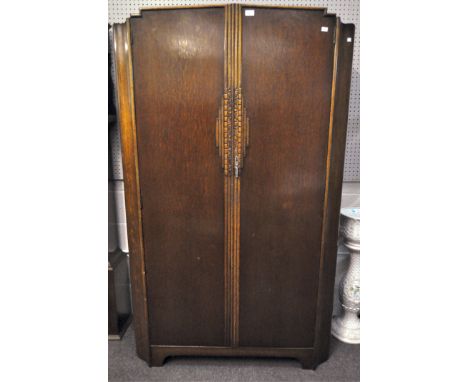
[239,8,336,348]
[130,8,226,347]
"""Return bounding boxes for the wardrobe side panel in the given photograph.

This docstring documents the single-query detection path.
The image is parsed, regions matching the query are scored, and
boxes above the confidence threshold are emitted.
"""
[114,22,150,362]
[313,21,355,361]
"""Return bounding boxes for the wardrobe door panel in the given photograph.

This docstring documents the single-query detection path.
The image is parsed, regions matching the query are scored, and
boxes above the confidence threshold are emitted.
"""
[130,8,225,346]
[239,8,336,348]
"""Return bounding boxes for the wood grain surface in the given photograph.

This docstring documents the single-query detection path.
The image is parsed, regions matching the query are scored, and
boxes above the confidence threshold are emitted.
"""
[131,8,226,347]
[240,8,336,348]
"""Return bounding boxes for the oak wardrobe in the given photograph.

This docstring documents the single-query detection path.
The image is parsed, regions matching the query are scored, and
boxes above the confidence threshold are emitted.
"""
[113,4,355,369]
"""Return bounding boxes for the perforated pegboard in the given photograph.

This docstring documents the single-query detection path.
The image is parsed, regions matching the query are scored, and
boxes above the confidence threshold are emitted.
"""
[108,0,360,181]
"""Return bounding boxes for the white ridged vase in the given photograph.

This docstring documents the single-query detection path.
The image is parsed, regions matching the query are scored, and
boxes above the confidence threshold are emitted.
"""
[331,208,360,344]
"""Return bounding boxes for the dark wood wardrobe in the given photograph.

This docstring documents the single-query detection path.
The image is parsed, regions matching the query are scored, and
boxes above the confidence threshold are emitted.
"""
[113,4,354,369]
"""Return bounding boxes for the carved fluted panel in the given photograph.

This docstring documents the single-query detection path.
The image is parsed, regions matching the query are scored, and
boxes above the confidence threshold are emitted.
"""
[216,87,249,177]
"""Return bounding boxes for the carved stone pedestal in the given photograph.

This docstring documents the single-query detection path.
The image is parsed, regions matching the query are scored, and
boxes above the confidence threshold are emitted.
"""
[332,208,360,344]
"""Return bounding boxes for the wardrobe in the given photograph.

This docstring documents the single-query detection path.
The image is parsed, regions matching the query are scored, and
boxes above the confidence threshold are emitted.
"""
[113,3,354,369]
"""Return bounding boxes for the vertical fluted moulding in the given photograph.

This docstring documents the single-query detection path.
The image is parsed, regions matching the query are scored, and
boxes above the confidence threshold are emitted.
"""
[214,3,250,347]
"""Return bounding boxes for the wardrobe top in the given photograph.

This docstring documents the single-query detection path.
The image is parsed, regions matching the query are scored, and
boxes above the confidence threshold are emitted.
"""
[113,4,346,25]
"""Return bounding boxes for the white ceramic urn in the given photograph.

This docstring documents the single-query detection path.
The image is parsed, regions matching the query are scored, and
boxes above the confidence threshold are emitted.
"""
[331,208,360,344]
